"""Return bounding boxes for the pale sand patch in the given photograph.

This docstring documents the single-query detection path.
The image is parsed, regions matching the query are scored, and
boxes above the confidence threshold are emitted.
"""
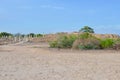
[0,43,120,80]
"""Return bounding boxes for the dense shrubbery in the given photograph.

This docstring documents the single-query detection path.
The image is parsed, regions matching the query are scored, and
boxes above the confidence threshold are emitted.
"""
[100,39,115,49]
[49,33,100,49]
[49,26,120,50]
[49,34,77,48]
[49,32,120,50]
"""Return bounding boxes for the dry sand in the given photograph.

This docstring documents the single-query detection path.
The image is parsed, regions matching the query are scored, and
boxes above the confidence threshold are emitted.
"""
[0,43,120,80]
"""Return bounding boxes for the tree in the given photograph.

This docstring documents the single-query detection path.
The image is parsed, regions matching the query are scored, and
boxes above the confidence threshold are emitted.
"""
[14,33,22,37]
[0,32,13,37]
[27,33,35,37]
[36,34,43,37]
[79,26,94,33]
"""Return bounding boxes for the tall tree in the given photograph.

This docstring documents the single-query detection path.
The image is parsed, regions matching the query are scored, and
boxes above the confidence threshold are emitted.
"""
[79,26,94,33]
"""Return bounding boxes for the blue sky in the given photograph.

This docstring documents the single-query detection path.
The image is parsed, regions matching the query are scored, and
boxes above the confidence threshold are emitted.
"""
[0,0,120,34]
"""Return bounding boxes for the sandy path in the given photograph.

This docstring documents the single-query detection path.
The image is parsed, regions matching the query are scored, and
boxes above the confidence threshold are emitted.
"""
[0,44,120,80]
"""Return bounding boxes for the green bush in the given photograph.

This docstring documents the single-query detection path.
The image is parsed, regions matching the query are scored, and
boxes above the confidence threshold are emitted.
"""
[49,41,58,48]
[78,32,92,39]
[100,39,115,49]
[49,34,77,48]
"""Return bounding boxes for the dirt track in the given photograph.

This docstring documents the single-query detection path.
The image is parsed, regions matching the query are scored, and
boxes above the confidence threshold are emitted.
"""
[0,43,120,80]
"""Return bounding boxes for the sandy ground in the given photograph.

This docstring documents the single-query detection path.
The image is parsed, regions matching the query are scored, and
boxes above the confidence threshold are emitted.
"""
[0,43,120,80]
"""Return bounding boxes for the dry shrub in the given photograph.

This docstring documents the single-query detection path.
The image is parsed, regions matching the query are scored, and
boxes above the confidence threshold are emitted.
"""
[72,37,100,49]
[113,44,120,50]
[113,39,120,50]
